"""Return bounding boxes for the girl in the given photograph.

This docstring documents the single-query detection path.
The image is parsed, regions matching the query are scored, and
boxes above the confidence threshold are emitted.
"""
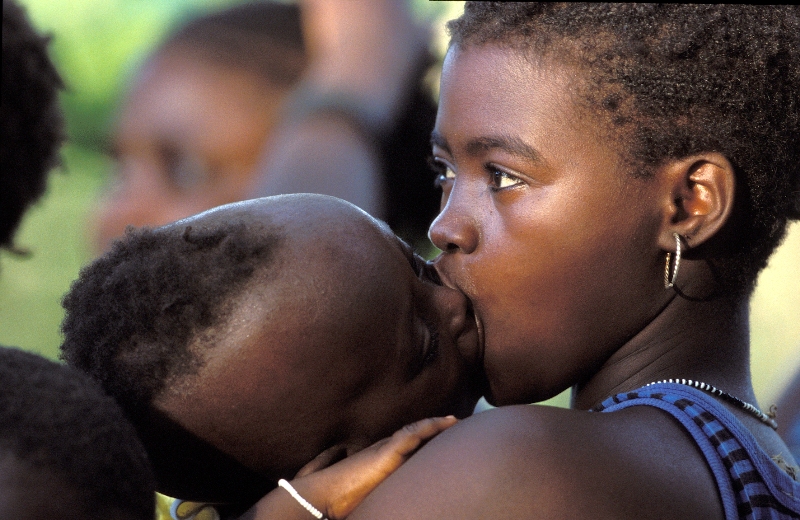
[348,4,800,519]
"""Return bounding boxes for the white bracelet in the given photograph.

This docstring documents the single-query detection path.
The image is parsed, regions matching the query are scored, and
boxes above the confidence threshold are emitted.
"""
[278,479,327,520]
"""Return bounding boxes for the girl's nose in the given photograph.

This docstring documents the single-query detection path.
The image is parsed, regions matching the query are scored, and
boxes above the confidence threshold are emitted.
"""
[428,190,479,255]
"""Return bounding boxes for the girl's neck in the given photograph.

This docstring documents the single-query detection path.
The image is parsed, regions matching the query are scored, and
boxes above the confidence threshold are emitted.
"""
[572,277,752,411]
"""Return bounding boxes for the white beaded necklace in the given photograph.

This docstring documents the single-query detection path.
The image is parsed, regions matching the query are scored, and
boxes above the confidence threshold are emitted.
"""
[645,379,778,430]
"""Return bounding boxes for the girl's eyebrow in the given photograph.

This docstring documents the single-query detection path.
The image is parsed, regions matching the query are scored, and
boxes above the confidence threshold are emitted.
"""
[430,130,449,152]
[431,130,545,165]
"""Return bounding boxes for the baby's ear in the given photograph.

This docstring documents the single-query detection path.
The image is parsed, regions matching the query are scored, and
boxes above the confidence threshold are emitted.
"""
[655,152,735,250]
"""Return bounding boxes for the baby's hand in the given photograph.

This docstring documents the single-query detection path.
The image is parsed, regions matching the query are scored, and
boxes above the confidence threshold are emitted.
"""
[243,416,457,520]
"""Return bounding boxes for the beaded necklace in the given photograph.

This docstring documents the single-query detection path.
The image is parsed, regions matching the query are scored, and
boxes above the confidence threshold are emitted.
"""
[645,379,778,430]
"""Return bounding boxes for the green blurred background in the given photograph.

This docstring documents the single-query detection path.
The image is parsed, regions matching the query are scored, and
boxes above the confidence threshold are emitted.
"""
[1,0,798,410]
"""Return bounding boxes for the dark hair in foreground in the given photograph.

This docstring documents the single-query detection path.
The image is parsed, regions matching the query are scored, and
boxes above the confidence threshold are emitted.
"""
[449,3,800,297]
[1,0,65,248]
[161,1,440,245]
[0,347,155,520]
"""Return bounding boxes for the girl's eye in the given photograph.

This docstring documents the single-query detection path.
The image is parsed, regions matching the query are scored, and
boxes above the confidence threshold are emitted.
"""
[489,167,523,190]
[430,157,456,189]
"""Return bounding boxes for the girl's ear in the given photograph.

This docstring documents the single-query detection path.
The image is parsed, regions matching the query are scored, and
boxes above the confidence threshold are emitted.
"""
[656,152,736,251]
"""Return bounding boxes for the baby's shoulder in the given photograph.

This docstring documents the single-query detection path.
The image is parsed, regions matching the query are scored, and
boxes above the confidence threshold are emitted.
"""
[350,404,723,519]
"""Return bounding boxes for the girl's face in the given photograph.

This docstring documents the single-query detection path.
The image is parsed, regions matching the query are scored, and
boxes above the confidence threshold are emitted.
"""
[430,45,670,406]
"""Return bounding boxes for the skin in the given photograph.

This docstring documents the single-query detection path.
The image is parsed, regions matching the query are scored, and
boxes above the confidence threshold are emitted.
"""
[153,195,483,491]
[93,48,287,252]
[246,415,459,520]
[347,43,797,519]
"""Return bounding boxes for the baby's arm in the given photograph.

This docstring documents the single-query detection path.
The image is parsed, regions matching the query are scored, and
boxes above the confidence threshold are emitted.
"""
[240,416,457,520]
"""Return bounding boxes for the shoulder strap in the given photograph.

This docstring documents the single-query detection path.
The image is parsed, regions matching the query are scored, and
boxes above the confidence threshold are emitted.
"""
[594,383,800,519]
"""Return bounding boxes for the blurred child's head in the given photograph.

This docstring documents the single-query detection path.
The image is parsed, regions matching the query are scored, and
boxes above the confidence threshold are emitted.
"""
[1,0,64,249]
[62,194,482,504]
[0,347,155,520]
[92,2,306,251]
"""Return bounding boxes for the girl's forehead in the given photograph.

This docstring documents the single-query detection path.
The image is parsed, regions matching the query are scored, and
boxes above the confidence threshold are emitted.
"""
[438,47,596,160]
[442,45,578,104]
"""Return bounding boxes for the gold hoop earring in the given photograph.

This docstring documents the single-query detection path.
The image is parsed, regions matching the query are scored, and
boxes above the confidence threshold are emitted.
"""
[664,232,682,289]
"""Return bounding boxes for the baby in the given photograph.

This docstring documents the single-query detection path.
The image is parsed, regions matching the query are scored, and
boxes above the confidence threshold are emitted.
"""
[60,194,483,516]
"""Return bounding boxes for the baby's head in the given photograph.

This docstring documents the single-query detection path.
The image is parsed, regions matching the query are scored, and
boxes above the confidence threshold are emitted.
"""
[62,194,482,504]
[0,347,155,520]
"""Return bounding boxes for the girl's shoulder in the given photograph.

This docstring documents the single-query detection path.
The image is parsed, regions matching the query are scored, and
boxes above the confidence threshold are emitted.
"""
[350,402,724,519]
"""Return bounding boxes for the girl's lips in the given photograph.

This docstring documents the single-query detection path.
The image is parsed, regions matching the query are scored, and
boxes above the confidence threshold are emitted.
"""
[421,259,443,285]
[463,299,484,369]
[473,306,485,369]
[453,302,488,416]
[432,255,485,372]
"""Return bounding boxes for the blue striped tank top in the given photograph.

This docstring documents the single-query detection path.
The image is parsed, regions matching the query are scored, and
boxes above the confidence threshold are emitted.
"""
[593,383,800,519]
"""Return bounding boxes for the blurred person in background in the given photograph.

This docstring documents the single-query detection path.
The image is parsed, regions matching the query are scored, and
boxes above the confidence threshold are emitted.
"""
[94,0,439,253]
[93,1,305,252]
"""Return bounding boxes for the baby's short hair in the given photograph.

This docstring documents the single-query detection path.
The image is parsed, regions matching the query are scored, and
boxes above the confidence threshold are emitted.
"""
[60,221,284,503]
[61,221,283,417]
[0,346,155,519]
